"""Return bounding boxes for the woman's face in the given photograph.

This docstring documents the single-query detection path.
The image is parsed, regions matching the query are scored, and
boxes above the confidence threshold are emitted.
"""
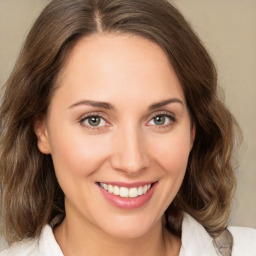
[36,34,194,238]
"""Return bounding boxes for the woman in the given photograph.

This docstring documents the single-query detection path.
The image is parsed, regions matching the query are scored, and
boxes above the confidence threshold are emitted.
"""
[0,0,255,255]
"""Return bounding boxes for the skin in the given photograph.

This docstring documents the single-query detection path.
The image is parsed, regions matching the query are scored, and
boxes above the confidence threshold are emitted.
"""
[35,33,195,256]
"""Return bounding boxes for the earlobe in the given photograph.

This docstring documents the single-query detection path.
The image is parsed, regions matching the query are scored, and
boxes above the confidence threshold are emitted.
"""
[33,116,51,154]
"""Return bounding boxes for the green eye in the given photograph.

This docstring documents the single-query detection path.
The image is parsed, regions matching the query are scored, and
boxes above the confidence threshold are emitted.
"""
[83,116,106,127]
[153,115,166,125]
[148,114,175,126]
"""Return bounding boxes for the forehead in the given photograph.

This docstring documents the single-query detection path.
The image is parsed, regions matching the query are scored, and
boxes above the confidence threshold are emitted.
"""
[53,33,185,107]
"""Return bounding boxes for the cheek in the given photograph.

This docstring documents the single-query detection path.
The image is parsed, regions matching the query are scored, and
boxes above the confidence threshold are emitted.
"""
[149,129,192,175]
[146,128,192,214]
[48,126,112,178]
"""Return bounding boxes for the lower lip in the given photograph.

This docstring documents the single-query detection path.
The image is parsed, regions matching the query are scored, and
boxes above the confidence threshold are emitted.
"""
[98,183,157,210]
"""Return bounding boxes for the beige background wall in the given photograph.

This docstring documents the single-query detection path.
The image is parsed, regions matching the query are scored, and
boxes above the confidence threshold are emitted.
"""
[0,0,255,242]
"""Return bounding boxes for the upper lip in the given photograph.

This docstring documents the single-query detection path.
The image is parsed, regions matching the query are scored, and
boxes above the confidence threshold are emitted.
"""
[97,181,157,188]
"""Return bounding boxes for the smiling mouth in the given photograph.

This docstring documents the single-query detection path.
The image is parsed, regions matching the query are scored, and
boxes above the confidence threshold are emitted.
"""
[97,182,153,198]
[96,181,158,209]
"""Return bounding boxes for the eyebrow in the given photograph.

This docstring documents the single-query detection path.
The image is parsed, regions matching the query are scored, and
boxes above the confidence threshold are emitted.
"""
[68,100,114,110]
[68,98,183,110]
[148,98,184,110]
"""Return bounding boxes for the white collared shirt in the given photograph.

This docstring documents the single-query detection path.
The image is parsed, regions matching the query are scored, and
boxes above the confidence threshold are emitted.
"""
[1,213,255,255]
[180,213,256,255]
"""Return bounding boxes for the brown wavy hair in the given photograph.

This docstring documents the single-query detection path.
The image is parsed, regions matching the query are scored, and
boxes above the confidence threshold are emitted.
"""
[0,0,240,244]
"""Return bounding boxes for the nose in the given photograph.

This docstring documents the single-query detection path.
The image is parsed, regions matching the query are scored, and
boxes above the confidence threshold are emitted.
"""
[110,125,150,175]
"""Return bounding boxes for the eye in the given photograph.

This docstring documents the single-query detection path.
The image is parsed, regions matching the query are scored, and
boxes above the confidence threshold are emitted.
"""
[81,115,107,127]
[148,113,176,127]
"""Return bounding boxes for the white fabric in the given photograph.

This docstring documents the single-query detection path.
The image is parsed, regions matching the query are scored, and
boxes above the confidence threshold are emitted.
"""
[0,225,63,256]
[1,213,255,255]
[179,214,256,255]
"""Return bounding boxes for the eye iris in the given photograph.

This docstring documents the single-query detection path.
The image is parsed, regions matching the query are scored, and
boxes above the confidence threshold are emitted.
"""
[88,116,101,126]
[154,115,165,125]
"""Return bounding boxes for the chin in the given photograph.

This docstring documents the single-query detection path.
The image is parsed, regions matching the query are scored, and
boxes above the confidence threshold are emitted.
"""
[96,213,160,239]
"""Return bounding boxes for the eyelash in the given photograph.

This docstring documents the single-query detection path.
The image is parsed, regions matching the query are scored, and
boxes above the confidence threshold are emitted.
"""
[79,112,176,130]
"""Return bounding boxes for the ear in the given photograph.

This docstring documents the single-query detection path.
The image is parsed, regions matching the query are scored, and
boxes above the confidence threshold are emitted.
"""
[33,116,51,154]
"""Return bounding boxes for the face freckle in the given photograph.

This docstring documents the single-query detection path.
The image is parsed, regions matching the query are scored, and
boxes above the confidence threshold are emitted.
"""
[39,33,195,239]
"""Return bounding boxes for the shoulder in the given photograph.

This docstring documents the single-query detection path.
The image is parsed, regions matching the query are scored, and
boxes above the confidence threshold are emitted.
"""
[180,213,256,256]
[0,238,39,256]
[0,225,63,256]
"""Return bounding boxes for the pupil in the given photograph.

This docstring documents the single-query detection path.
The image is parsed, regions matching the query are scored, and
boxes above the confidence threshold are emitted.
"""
[154,115,165,125]
[89,116,100,126]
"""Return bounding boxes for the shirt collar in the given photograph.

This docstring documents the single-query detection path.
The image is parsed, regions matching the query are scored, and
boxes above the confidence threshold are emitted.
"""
[179,213,218,256]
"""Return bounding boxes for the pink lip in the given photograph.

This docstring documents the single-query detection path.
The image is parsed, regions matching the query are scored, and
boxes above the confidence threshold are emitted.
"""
[97,182,158,210]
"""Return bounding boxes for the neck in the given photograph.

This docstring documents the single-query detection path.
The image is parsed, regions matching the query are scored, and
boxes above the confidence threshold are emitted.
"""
[54,204,181,256]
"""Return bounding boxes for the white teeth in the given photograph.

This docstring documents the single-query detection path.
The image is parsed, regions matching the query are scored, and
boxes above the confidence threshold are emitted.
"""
[99,183,152,198]
[120,187,129,197]
[113,186,119,195]
[108,184,113,193]
[138,186,143,196]
[129,187,138,198]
